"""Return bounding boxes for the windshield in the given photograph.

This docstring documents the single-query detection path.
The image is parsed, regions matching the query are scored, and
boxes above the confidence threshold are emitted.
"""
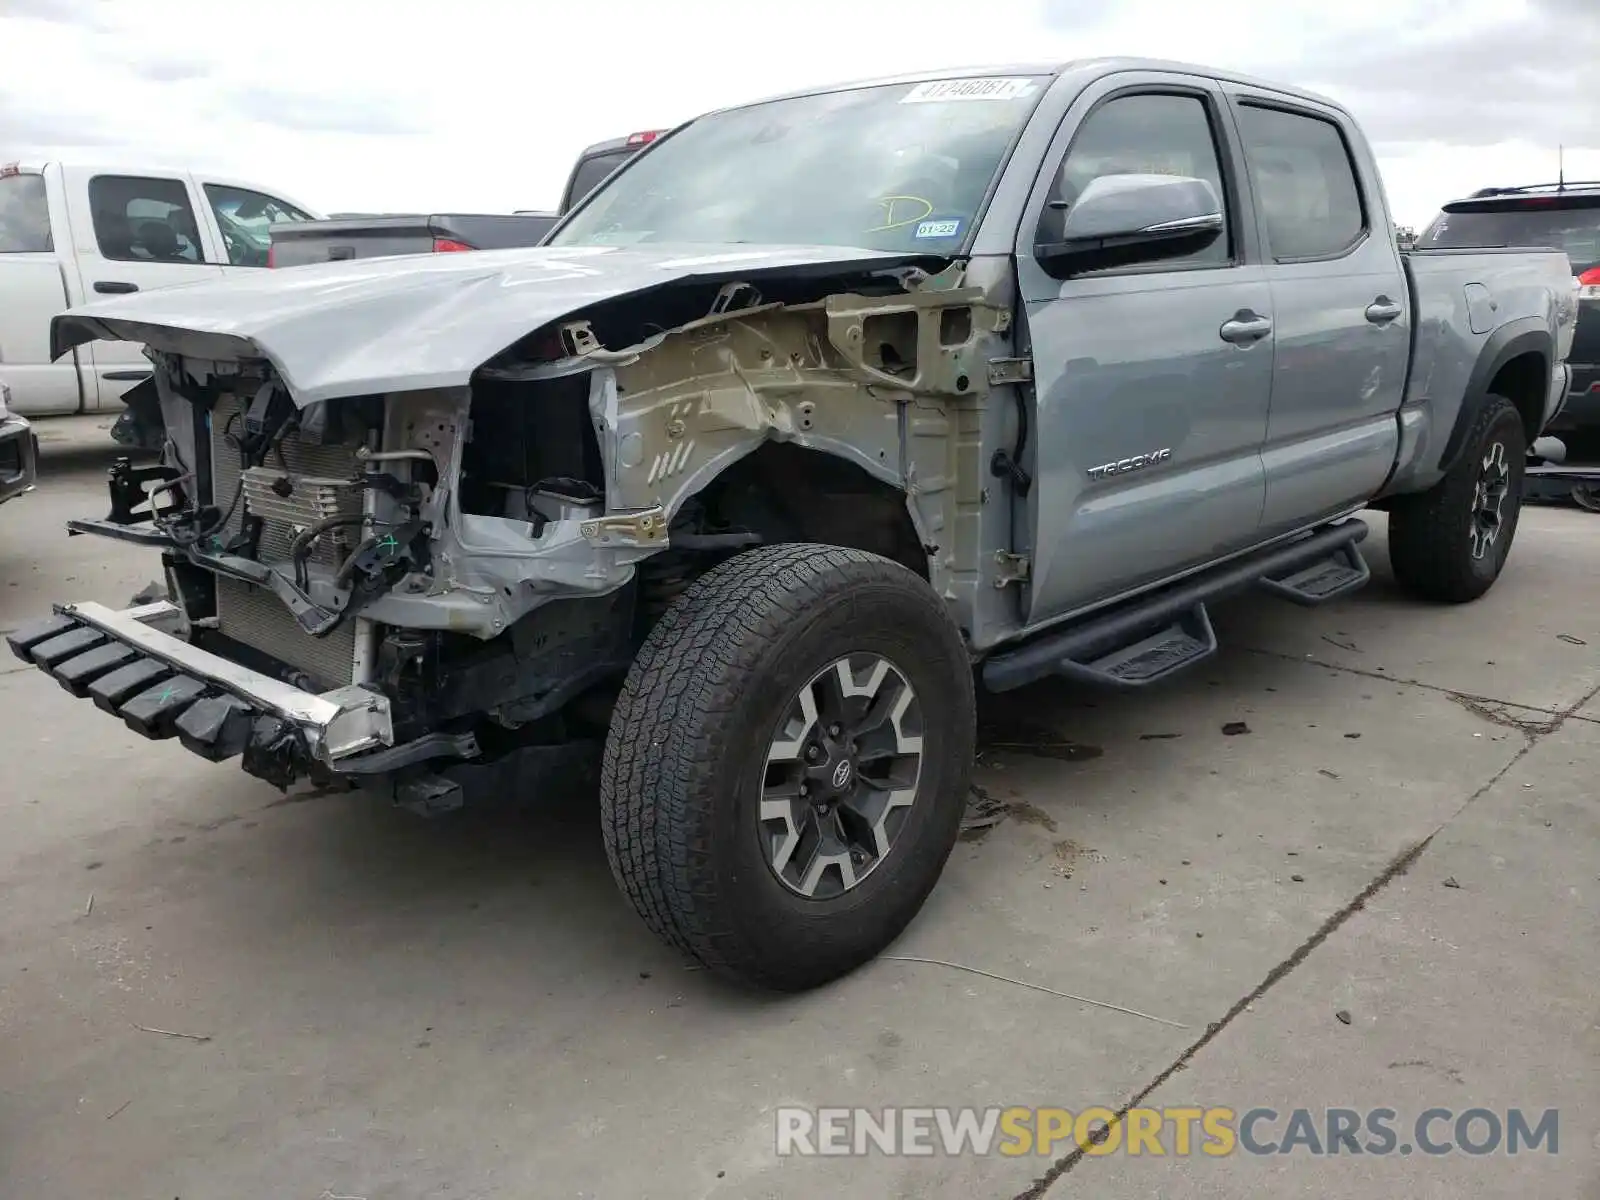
[548,76,1048,254]
[1419,203,1600,273]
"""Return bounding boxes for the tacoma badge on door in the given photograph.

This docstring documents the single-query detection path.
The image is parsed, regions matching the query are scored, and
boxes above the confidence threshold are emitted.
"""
[1086,447,1172,480]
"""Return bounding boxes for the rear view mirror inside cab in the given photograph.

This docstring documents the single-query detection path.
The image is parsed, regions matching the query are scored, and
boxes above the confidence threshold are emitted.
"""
[1034,173,1224,277]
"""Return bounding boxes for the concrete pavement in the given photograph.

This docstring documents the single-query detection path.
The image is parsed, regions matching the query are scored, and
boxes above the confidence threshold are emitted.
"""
[0,416,1594,1198]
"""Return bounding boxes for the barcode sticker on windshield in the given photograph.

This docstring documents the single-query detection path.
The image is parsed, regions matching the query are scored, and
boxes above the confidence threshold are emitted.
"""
[900,77,1038,104]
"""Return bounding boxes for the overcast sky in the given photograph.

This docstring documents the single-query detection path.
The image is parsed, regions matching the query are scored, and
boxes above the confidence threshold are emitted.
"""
[0,0,1594,227]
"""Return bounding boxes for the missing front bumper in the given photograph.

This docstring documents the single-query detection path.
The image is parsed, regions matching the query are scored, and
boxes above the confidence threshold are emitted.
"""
[6,600,392,785]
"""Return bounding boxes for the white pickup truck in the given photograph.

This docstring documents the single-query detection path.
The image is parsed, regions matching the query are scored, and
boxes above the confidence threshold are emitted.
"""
[0,162,320,421]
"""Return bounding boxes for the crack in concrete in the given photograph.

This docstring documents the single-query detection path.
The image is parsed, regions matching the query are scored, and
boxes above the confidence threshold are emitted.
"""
[1015,675,1600,1199]
[1448,694,1564,736]
[1242,645,1600,727]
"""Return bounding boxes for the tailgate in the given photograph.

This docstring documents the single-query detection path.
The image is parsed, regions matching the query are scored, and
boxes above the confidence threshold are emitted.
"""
[268,214,557,266]
[269,216,436,266]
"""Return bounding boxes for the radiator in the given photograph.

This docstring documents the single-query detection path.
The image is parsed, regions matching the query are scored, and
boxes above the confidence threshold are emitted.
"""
[213,576,359,690]
[208,397,365,689]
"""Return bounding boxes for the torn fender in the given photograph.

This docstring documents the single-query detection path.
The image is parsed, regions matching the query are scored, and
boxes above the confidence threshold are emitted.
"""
[49,243,949,407]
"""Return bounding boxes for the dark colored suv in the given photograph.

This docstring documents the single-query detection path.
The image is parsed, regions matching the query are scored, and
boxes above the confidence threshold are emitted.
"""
[557,130,666,215]
[1419,182,1600,441]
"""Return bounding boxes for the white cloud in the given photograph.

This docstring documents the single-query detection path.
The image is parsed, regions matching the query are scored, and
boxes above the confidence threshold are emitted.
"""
[0,0,1595,226]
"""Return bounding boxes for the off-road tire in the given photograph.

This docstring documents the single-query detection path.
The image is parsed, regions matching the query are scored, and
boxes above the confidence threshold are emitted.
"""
[599,543,975,991]
[1388,393,1526,604]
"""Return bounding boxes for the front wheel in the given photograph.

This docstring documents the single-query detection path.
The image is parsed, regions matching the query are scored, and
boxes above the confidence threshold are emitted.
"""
[599,543,976,991]
[1388,393,1526,604]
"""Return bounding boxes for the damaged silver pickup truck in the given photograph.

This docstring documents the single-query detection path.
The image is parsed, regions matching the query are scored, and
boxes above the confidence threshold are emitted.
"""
[9,60,1577,990]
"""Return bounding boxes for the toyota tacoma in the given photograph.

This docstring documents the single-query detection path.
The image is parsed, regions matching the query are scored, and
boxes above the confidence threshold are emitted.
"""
[8,59,1578,990]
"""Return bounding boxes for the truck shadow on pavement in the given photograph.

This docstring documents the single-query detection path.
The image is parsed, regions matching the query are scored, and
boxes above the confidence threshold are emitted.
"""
[153,579,1406,986]
[93,527,1559,1010]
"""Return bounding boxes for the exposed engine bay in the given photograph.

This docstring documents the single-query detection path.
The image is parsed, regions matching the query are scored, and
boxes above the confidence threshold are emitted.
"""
[49,250,1018,808]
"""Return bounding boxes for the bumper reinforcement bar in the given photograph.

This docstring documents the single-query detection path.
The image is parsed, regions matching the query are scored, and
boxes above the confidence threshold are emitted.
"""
[6,601,392,779]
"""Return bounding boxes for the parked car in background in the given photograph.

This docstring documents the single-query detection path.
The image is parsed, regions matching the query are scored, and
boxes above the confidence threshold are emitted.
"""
[1418,181,1598,447]
[15,60,1576,991]
[267,130,668,269]
[0,161,320,420]
[0,376,38,507]
[557,130,665,212]
[268,212,564,267]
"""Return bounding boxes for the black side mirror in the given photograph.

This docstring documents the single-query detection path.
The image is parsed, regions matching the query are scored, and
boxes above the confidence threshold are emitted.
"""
[1035,174,1224,277]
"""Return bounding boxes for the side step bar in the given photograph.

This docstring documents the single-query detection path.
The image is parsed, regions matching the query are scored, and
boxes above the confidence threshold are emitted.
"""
[983,519,1369,693]
[1258,541,1370,607]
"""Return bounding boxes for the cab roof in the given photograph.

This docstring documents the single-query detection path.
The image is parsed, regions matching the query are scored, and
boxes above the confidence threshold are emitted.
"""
[718,57,1350,118]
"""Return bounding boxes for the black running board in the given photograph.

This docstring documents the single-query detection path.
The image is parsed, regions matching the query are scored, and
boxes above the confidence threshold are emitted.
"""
[1257,541,1370,606]
[982,519,1369,692]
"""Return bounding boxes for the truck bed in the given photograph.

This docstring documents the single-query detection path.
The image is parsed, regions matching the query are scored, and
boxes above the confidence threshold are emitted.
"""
[269,212,559,267]
[1392,244,1576,490]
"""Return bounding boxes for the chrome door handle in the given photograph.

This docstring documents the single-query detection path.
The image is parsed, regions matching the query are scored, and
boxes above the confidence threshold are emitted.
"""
[1365,297,1403,323]
[1219,311,1272,344]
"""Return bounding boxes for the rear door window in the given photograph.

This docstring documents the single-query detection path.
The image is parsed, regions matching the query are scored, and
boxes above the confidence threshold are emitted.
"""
[1236,104,1367,260]
[87,174,206,263]
[0,173,52,253]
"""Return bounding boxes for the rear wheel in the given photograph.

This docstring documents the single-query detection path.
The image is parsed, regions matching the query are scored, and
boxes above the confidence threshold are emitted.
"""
[1388,393,1526,603]
[599,543,975,991]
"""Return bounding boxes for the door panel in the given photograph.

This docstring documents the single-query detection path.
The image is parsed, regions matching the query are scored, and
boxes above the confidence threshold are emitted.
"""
[0,257,81,415]
[59,167,223,409]
[0,170,85,414]
[1227,97,1407,533]
[1012,82,1274,625]
[1022,270,1274,620]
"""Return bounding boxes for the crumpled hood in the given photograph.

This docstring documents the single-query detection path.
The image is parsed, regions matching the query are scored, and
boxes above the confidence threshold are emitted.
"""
[51,243,938,406]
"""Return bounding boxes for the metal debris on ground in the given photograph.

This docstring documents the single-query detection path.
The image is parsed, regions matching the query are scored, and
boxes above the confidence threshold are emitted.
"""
[879,954,1187,1029]
[977,720,1104,762]
[1557,633,1587,646]
[1442,877,1461,888]
[1221,721,1251,736]
[960,783,1010,838]
[1322,635,1360,652]
[1336,1009,1352,1025]
[132,1022,211,1043]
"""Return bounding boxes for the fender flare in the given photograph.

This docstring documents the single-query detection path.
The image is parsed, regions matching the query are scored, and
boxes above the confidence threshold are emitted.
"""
[1437,318,1550,472]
